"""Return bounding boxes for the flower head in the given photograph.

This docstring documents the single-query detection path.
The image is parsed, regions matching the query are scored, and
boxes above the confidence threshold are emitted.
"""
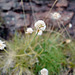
[34,20,46,31]
[66,39,71,44]
[26,28,33,34]
[51,12,61,20]
[40,68,48,75]
[36,30,43,36]
[0,40,6,50]
[69,23,72,28]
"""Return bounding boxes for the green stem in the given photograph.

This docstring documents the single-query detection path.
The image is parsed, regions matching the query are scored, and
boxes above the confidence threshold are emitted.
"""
[24,33,37,53]
[3,48,9,54]
[14,53,32,57]
[19,67,22,75]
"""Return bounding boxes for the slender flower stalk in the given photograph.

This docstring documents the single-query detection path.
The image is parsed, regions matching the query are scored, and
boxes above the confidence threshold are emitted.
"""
[24,33,38,53]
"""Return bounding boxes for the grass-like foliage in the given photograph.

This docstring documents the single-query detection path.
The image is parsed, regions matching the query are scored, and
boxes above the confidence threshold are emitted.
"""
[33,32,66,75]
[0,31,66,75]
[63,40,75,69]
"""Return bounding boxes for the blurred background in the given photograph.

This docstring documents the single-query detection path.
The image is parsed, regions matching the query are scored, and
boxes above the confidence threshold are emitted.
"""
[0,0,75,39]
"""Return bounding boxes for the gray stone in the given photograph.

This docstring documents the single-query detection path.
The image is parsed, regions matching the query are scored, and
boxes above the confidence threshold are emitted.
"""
[56,0,68,7]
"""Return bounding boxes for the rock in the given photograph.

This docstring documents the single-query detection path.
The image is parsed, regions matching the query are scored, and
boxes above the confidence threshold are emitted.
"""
[0,0,18,3]
[13,2,22,11]
[0,26,9,39]
[56,0,68,7]
[32,0,45,5]
[34,11,74,28]
[28,2,50,12]
[72,16,75,27]
[15,19,25,28]
[67,1,75,12]
[23,2,31,11]
[0,0,75,39]
[1,11,30,37]
[56,7,64,12]
[2,2,13,10]
[0,0,10,3]
[14,2,50,12]
[66,15,75,38]
[1,11,30,26]
[1,11,16,26]
[60,11,74,25]
[1,1,15,10]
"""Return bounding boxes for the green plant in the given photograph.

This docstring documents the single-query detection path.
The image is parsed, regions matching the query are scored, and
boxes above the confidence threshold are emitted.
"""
[0,30,67,75]
[33,32,66,75]
[63,40,75,69]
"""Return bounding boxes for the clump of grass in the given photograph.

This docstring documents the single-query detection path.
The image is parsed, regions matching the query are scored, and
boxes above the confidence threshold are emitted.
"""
[33,32,66,75]
[63,40,75,69]
[0,30,66,75]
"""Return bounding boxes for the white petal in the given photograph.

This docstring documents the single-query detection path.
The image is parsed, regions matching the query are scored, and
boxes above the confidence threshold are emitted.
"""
[37,30,43,35]
[40,68,48,75]
[0,40,6,50]
[51,12,61,20]
[34,20,46,31]
[26,28,33,34]
[69,23,72,28]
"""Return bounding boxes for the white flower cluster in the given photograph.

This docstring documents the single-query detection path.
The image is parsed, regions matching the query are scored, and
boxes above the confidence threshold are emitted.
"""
[26,28,33,34]
[34,20,46,35]
[0,40,6,50]
[51,12,61,20]
[26,20,46,35]
[40,68,48,75]
[66,39,71,44]
[69,23,72,28]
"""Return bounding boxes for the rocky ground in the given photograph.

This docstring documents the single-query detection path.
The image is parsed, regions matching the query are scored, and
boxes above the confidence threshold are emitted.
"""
[0,0,75,75]
[0,0,75,39]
